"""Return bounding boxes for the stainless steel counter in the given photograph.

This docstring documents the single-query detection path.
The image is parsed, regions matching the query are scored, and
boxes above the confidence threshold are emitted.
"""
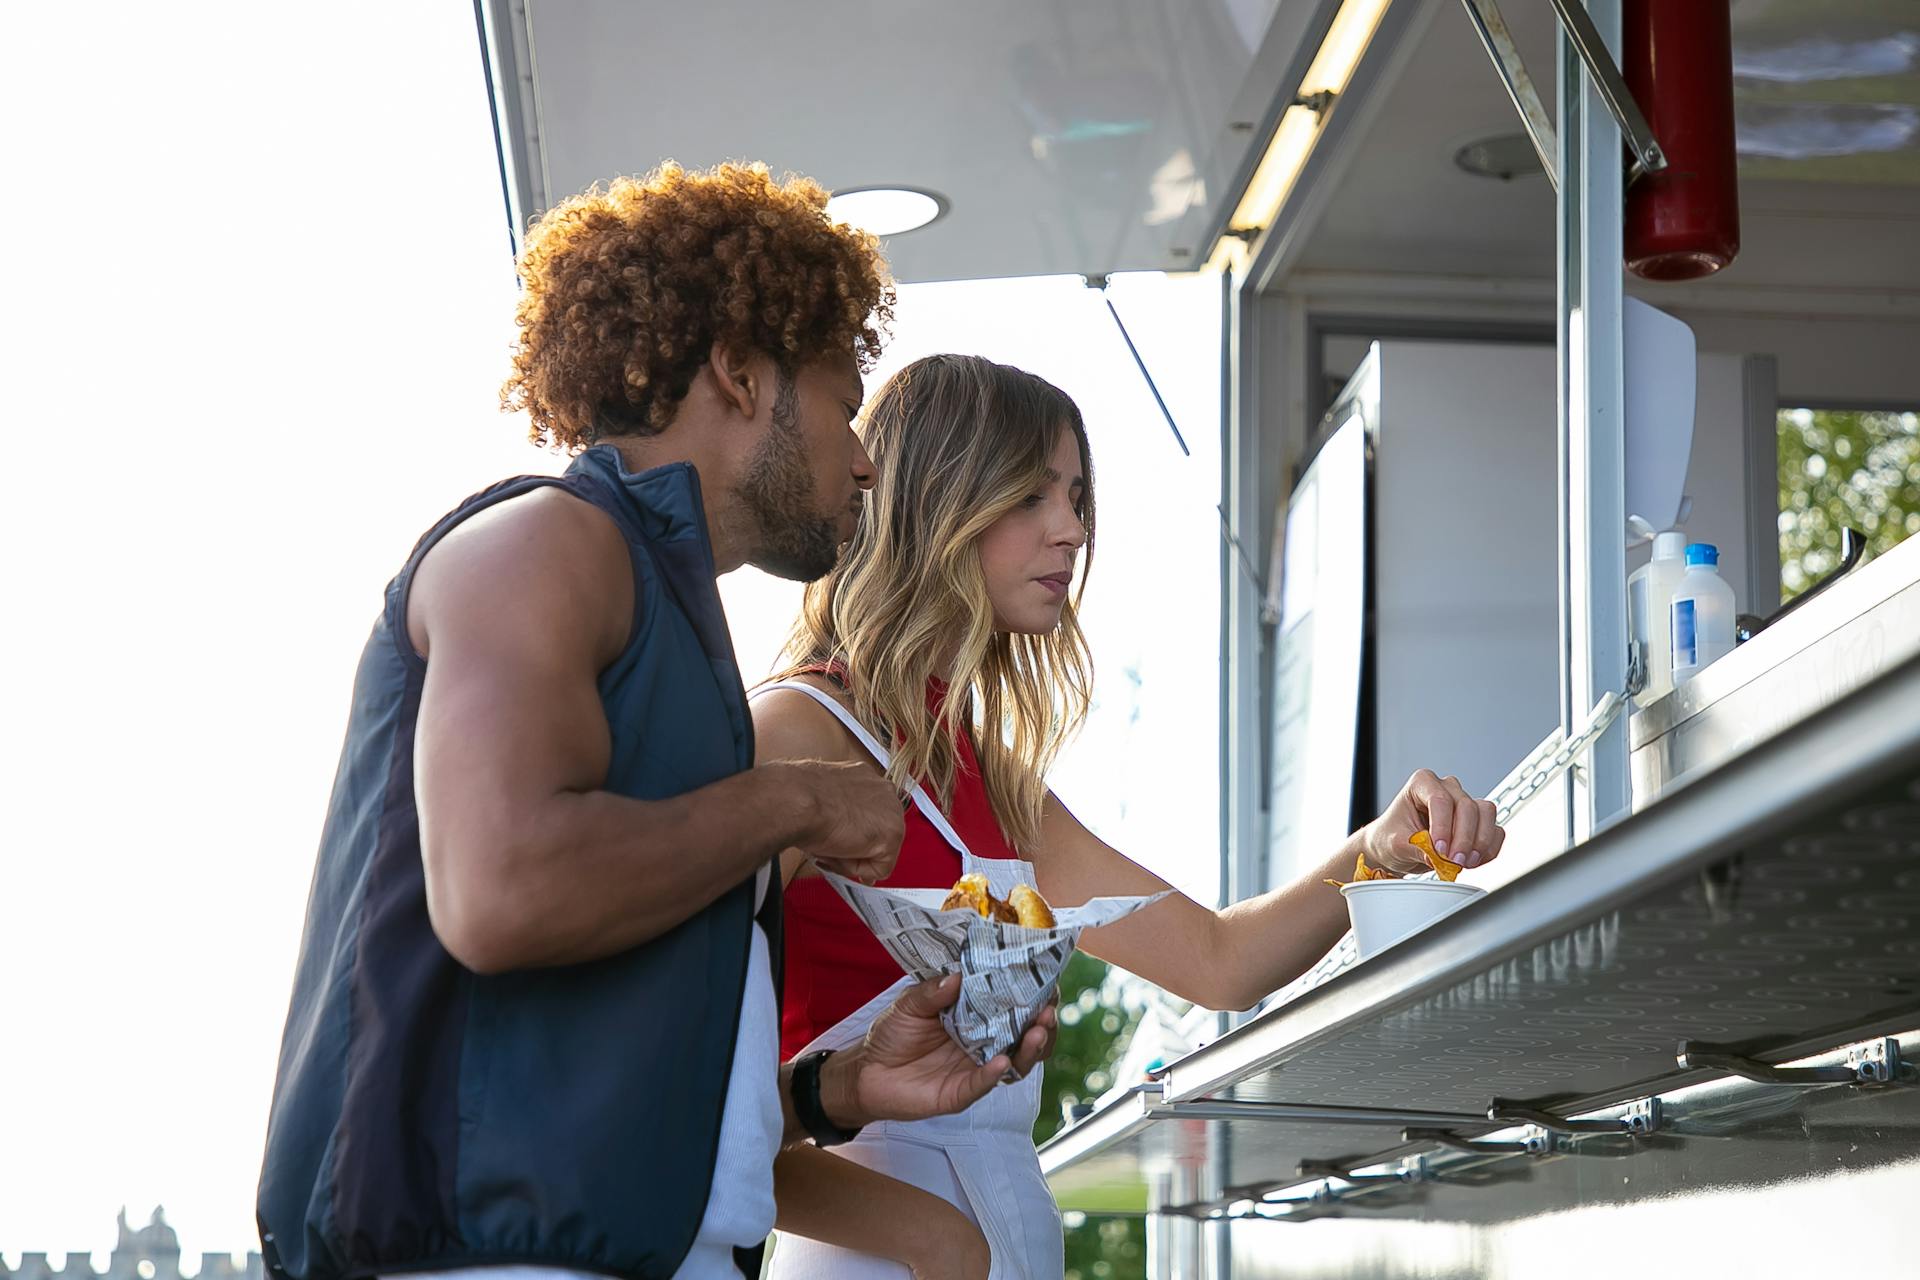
[1041,643,1920,1225]
[1631,534,1920,805]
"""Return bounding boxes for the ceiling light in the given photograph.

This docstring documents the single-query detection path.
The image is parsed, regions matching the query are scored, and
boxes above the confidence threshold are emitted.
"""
[826,186,948,237]
[1228,102,1323,234]
[1208,0,1391,268]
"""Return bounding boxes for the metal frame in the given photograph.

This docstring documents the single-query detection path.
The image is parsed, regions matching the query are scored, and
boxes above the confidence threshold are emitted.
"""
[472,0,548,255]
[1557,0,1633,841]
[1060,1026,1920,1224]
[1741,354,1784,611]
[1545,0,1666,176]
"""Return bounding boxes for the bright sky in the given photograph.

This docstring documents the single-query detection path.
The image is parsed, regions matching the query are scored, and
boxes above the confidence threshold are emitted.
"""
[1,1,1219,1262]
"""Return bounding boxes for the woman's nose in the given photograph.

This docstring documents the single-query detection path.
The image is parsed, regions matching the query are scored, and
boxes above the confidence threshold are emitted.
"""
[1056,509,1087,548]
[851,434,878,490]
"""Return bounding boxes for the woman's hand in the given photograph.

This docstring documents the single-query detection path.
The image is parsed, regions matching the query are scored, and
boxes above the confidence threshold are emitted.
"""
[904,1203,991,1280]
[1361,769,1504,876]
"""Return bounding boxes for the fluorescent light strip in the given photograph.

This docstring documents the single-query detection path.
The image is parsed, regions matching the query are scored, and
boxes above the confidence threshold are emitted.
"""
[1209,0,1392,268]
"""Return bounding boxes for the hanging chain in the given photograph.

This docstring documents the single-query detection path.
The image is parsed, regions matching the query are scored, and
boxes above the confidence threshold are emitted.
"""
[1491,640,1646,826]
[1487,688,1630,827]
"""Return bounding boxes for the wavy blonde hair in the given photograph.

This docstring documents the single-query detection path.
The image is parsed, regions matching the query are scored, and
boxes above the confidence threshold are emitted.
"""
[777,354,1095,853]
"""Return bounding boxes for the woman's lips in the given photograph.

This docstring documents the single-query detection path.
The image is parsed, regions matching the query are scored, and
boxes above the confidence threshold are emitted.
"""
[1035,574,1071,598]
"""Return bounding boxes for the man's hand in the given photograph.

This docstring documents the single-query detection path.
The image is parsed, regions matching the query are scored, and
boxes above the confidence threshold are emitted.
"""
[778,759,907,884]
[822,975,1058,1127]
[1362,768,1504,876]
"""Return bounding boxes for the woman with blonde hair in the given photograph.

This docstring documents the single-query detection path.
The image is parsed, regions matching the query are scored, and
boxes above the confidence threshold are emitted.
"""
[754,354,1503,1279]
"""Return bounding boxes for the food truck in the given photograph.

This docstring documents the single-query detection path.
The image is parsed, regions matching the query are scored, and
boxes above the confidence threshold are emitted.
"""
[473,0,1920,1273]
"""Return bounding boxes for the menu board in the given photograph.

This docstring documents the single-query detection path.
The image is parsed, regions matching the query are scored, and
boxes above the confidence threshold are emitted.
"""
[1264,409,1369,887]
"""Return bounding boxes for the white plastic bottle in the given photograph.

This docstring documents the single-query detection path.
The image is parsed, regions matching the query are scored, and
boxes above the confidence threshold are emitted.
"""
[1629,530,1690,705]
[1669,542,1736,687]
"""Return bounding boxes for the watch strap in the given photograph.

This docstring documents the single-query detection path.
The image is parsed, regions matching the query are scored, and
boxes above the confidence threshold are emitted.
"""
[791,1049,863,1147]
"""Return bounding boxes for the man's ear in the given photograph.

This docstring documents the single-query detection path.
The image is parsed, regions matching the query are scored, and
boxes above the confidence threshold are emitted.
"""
[706,341,761,421]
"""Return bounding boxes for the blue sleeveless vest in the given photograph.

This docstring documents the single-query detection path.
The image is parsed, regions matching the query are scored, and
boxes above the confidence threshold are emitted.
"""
[257,446,778,1280]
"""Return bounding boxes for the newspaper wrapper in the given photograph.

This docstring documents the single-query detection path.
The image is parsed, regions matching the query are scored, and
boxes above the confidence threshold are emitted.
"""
[822,866,1171,1065]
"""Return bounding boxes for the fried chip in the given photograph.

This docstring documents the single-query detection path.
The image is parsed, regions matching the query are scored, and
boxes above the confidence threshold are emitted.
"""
[1329,850,1396,890]
[1354,851,1394,882]
[1409,830,1461,882]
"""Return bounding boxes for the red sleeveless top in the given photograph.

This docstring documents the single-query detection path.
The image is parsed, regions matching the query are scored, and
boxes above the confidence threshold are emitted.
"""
[779,675,1020,1059]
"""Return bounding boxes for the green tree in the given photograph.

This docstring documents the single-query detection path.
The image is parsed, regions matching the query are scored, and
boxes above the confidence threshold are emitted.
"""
[1035,952,1146,1280]
[1776,409,1920,600]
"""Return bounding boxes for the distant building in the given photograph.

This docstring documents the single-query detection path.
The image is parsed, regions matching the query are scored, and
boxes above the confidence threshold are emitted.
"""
[2,1208,261,1280]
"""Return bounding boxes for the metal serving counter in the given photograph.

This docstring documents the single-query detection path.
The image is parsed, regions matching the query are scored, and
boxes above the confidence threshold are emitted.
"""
[1042,584,1920,1228]
[1632,535,1920,804]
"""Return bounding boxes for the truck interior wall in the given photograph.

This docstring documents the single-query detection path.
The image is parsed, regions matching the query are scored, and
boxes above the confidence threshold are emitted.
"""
[1669,310,1920,408]
[1369,341,1560,819]
[1245,297,1804,902]
[1288,280,1920,412]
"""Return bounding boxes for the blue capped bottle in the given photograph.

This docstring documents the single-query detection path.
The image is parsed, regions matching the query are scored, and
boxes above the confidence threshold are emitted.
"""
[1670,542,1736,686]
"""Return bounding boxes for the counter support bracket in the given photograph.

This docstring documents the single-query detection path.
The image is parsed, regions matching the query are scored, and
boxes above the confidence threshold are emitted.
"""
[1487,1098,1633,1135]
[1679,1036,1910,1087]
[1159,1099,1490,1127]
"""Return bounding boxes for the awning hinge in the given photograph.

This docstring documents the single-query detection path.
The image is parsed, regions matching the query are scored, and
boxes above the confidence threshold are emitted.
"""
[1457,0,1669,193]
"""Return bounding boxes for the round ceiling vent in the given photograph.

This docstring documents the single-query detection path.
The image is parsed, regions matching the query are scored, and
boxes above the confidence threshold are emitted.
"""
[1453,133,1547,181]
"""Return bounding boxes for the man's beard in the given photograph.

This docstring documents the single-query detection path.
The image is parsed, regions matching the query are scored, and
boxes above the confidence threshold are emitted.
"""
[735,371,844,582]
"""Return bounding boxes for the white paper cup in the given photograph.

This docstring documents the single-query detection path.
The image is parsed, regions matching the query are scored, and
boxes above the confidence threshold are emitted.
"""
[1339,879,1487,957]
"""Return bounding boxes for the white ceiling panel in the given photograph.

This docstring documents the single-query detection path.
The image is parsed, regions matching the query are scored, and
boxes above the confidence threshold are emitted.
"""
[486,0,1335,281]
[1291,0,1920,292]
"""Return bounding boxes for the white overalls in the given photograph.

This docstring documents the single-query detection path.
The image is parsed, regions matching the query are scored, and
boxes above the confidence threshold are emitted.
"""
[756,681,1065,1280]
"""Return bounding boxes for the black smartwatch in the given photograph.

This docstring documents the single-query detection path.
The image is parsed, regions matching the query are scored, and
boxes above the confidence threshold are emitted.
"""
[790,1049,863,1147]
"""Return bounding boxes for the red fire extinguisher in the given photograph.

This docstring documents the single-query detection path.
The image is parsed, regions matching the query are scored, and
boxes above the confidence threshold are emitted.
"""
[1623,0,1740,281]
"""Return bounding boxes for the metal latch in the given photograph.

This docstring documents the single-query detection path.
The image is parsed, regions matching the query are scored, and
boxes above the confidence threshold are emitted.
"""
[1848,1037,1906,1085]
[1623,1097,1663,1136]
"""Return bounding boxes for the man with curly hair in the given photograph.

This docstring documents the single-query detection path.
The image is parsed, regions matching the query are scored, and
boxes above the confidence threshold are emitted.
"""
[257,163,1054,1280]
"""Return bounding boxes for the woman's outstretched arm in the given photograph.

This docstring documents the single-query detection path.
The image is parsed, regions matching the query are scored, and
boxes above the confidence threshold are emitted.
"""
[1037,770,1502,1011]
[772,1144,989,1280]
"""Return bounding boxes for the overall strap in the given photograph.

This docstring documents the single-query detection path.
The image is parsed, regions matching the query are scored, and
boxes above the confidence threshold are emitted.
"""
[753,680,975,859]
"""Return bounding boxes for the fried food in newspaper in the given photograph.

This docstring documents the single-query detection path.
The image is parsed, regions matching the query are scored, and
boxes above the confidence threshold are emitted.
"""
[1007,884,1055,929]
[939,872,994,916]
[940,873,1051,926]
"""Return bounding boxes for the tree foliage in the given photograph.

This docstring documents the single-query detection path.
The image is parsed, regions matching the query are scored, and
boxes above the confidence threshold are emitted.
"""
[1035,952,1146,1280]
[1777,409,1920,600]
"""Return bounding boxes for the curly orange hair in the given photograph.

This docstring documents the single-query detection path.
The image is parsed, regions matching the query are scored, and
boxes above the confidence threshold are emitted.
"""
[502,162,896,450]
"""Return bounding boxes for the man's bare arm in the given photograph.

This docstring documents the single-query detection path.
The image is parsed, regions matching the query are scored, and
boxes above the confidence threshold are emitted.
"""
[408,489,900,974]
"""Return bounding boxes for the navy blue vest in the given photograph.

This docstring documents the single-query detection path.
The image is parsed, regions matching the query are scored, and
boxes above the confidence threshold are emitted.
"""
[258,447,779,1280]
